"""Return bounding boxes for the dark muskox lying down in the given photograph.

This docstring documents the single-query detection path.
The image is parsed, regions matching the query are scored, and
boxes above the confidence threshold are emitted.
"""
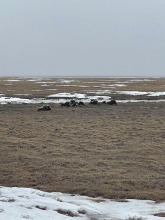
[107,100,117,105]
[61,100,85,107]
[37,105,51,111]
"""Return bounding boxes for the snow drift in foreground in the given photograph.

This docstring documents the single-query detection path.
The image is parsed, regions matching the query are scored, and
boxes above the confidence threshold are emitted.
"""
[0,187,165,220]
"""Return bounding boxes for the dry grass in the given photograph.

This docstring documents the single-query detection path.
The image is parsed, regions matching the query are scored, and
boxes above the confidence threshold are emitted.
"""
[56,209,78,217]
[125,217,147,220]
[153,213,165,217]
[78,209,87,215]
[35,205,47,210]
[0,78,165,202]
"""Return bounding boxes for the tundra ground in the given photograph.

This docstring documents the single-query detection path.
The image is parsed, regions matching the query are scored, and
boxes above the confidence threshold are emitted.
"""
[0,77,165,201]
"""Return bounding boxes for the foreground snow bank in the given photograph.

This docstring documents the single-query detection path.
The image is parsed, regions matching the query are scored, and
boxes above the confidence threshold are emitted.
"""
[0,187,164,220]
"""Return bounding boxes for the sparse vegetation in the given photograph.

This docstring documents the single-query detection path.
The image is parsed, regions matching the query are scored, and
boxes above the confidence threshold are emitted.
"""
[56,209,78,217]
[91,199,105,203]
[78,209,87,215]
[125,217,147,220]
[153,212,165,217]
[0,199,15,203]
[35,205,47,210]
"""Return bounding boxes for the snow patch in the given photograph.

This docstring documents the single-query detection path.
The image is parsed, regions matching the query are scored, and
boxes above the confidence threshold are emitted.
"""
[116,91,149,95]
[57,79,76,84]
[47,93,86,99]
[14,94,31,96]
[115,91,165,96]
[45,89,57,91]
[40,84,52,87]
[86,90,112,94]
[148,92,165,96]
[4,79,20,82]
[0,186,164,220]
[35,82,56,84]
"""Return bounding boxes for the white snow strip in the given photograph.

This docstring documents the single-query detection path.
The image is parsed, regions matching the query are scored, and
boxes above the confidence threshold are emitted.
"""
[47,93,86,99]
[0,186,164,220]
[98,79,116,81]
[86,82,104,84]
[32,90,43,92]
[128,79,155,82]
[0,97,61,104]
[101,84,126,88]
[45,89,58,91]
[117,99,165,103]
[35,82,56,84]
[86,90,112,94]
[40,84,52,87]
[115,91,165,96]
[113,84,126,87]
[87,95,111,100]
[148,92,165,96]
[14,94,31,96]
[57,79,76,84]
[4,80,20,82]
[0,93,165,105]
[115,91,150,95]
[26,78,45,81]
[57,85,78,87]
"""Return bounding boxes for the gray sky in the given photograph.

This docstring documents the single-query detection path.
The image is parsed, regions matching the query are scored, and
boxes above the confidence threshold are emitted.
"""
[0,0,165,77]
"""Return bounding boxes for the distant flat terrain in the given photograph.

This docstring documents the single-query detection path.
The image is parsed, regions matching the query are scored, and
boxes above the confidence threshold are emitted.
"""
[0,77,165,201]
[0,77,165,101]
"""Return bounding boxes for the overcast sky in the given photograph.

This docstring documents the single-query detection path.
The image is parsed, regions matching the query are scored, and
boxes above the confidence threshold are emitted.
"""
[0,0,165,77]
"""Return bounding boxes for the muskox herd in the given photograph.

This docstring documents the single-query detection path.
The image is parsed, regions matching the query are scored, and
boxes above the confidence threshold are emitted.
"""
[60,99,117,107]
[61,100,85,107]
[89,99,117,105]
[37,99,117,111]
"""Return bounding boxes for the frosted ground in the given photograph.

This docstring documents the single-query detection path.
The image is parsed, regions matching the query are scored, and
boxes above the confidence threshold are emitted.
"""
[0,186,165,220]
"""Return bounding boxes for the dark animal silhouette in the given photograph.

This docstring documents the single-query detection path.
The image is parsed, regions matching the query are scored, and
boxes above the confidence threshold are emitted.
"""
[107,100,117,105]
[37,105,51,111]
[89,99,98,105]
[78,101,85,106]
[61,102,70,107]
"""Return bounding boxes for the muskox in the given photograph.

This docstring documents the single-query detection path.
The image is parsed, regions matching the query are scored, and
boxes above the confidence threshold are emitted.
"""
[61,99,85,107]
[71,102,78,107]
[89,99,98,105]
[78,101,85,106]
[70,99,78,107]
[107,100,117,105]
[37,105,51,111]
[61,101,70,107]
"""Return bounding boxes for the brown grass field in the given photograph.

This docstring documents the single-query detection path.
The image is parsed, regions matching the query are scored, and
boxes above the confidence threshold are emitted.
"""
[0,77,165,202]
